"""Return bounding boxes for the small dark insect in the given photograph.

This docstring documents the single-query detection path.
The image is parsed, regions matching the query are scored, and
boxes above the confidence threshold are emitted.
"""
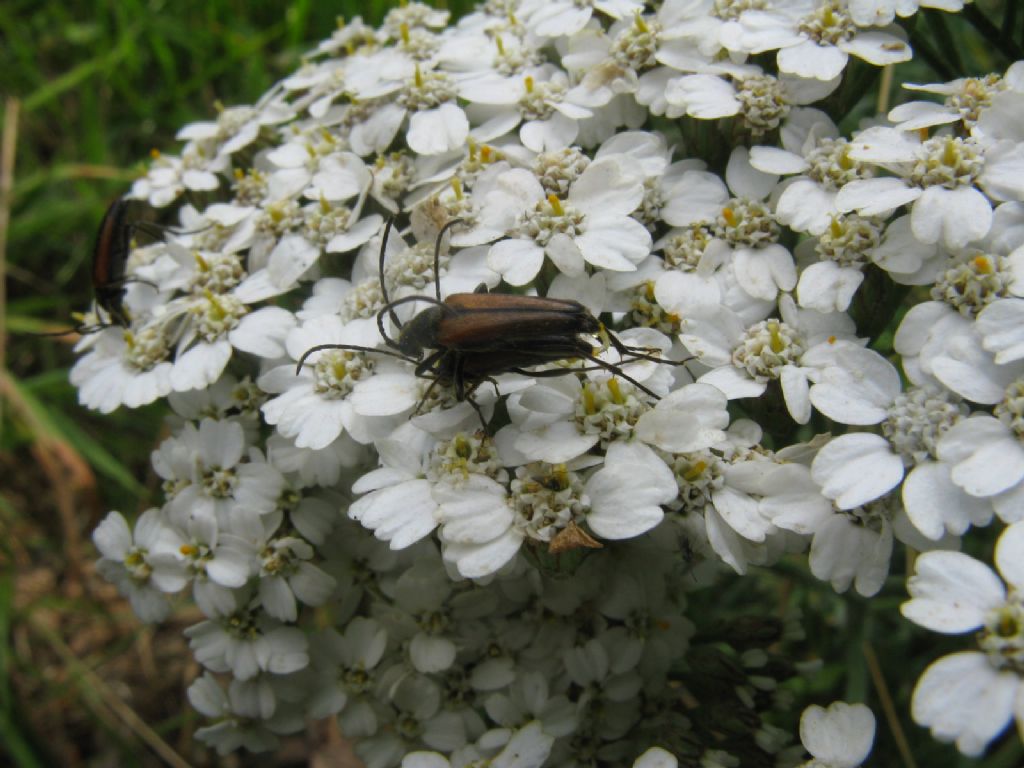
[90,196,137,328]
[297,218,684,424]
[34,196,161,336]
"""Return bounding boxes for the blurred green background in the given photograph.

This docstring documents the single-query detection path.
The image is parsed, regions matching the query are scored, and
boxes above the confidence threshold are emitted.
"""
[0,1,1021,766]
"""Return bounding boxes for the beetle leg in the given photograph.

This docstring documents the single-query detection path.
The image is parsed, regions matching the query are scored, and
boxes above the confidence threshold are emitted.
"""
[575,349,662,399]
[412,375,443,415]
[414,348,448,379]
[506,365,598,378]
[445,355,490,431]
[602,326,659,360]
[453,353,467,401]
[465,390,489,433]
[454,378,489,432]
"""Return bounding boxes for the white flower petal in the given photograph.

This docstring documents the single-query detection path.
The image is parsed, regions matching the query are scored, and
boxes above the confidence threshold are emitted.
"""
[229,307,296,359]
[911,652,1017,757]
[576,217,651,271]
[635,383,729,453]
[350,373,419,416]
[980,139,1024,201]
[660,171,729,226]
[713,484,769,542]
[748,146,808,175]
[807,345,901,425]
[546,232,586,276]
[733,244,795,300]
[836,177,920,217]
[571,157,644,216]
[410,633,456,673]
[778,40,847,81]
[776,180,837,236]
[491,721,555,768]
[809,514,892,596]
[632,747,677,768]
[260,576,298,621]
[911,186,993,250]
[800,701,876,767]
[811,433,904,509]
[447,529,525,578]
[171,341,233,392]
[841,31,910,67]
[780,364,812,425]
[995,521,1024,589]
[942,417,1024,497]
[903,461,993,540]
[888,100,959,131]
[267,234,321,289]
[666,74,740,119]
[349,479,438,548]
[797,261,863,312]
[488,238,546,286]
[585,442,675,539]
[93,511,132,560]
[515,421,600,463]
[407,103,469,156]
[402,753,449,768]
[521,112,579,153]
[976,299,1024,364]
[902,550,1006,632]
[697,366,767,399]
[326,214,384,254]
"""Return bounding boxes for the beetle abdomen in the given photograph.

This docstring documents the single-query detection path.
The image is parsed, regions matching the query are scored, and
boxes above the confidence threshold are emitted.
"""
[437,295,600,349]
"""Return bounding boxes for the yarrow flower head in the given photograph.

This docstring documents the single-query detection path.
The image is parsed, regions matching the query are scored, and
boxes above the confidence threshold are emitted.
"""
[69,0,1024,765]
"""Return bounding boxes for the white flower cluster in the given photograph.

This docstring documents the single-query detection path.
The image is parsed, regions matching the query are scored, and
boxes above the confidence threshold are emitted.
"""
[76,0,1024,763]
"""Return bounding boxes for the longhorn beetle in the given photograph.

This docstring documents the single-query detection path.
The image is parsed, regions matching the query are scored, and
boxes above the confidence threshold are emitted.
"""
[89,196,138,328]
[297,218,685,424]
[35,197,162,336]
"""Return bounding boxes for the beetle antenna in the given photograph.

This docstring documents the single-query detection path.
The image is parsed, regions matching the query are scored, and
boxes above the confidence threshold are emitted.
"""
[23,324,91,338]
[129,220,211,241]
[25,310,124,337]
[618,347,695,367]
[600,324,694,367]
[379,218,401,331]
[295,342,415,375]
[432,218,463,302]
[101,275,160,291]
[376,218,461,348]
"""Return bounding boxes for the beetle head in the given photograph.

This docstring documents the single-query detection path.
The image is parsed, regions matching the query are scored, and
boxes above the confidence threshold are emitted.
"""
[96,285,131,327]
[396,305,444,358]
